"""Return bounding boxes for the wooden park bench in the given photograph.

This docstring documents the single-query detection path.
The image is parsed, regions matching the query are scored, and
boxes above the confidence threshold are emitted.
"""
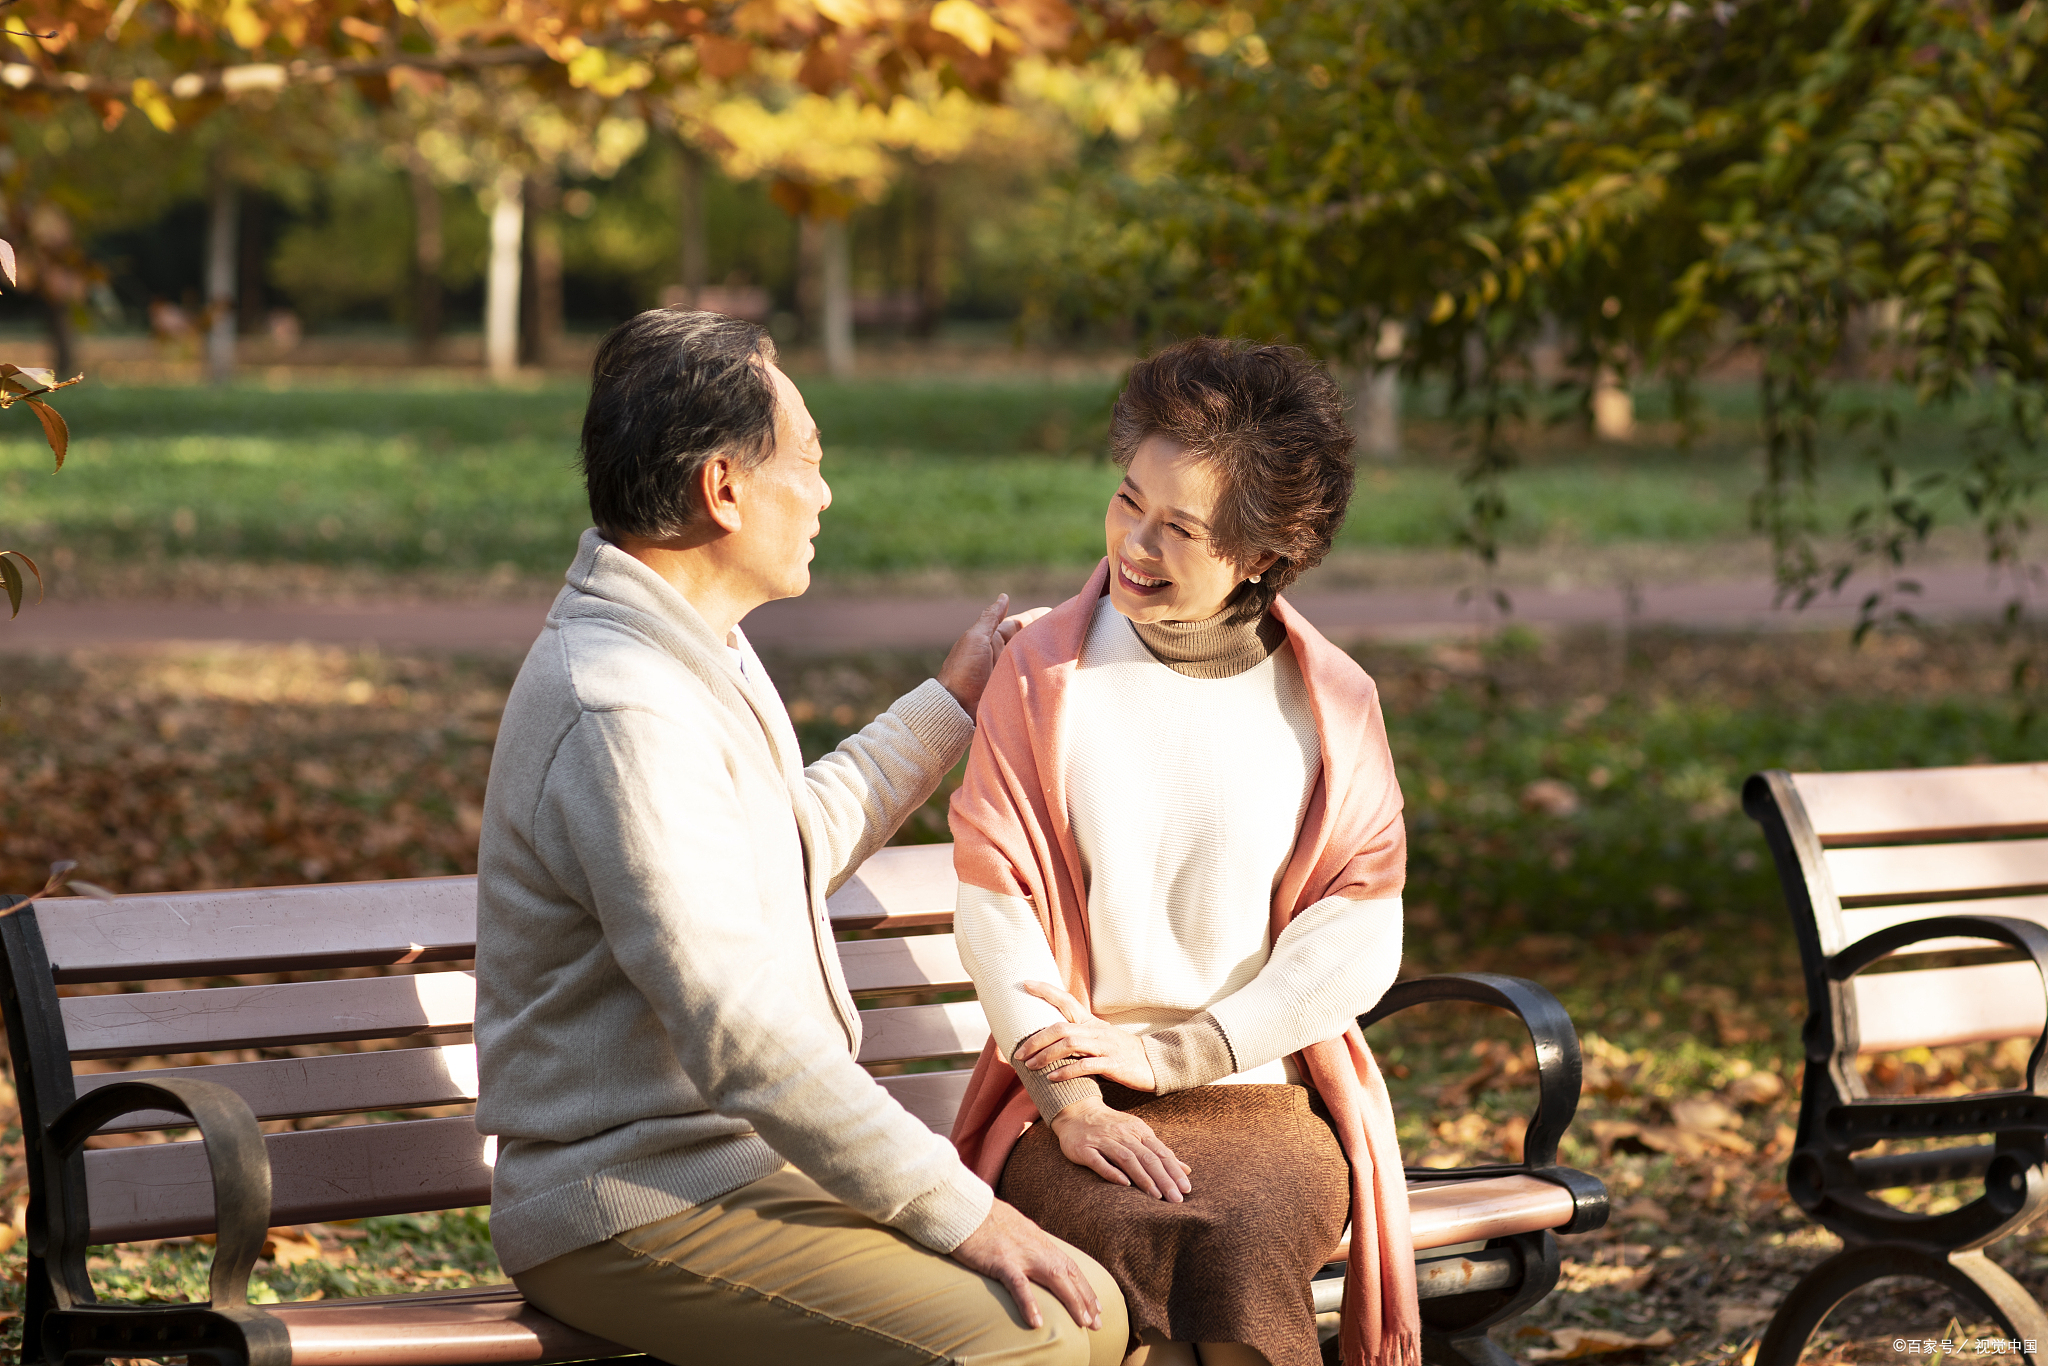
[0,844,1606,1366]
[1745,764,2048,1363]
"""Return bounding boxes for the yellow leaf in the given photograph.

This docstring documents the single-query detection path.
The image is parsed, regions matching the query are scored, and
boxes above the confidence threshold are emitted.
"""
[565,47,652,96]
[930,0,1001,56]
[223,0,269,50]
[131,77,176,132]
[1429,291,1456,324]
[812,0,875,27]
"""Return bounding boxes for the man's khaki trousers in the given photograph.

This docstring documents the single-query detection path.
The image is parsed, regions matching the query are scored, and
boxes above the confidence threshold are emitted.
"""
[514,1166,1129,1366]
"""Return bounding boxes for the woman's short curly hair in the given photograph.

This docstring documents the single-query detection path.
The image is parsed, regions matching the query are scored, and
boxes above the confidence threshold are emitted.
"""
[1109,337,1355,623]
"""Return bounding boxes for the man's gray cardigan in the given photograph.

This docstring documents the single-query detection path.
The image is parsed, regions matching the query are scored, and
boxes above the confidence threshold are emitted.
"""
[475,530,991,1275]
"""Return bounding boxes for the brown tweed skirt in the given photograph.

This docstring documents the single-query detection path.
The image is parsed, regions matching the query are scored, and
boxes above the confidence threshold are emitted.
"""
[997,1082,1350,1366]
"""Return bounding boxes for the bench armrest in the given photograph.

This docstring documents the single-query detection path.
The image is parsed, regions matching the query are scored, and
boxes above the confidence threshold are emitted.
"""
[1360,972,1607,1234]
[1828,913,2048,1095]
[43,1078,275,1312]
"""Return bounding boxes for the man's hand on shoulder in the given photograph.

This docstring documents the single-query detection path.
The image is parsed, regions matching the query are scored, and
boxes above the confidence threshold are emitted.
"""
[949,1197,1103,1332]
[938,595,1050,715]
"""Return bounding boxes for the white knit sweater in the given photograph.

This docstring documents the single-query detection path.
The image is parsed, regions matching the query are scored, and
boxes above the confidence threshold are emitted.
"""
[957,596,1404,1117]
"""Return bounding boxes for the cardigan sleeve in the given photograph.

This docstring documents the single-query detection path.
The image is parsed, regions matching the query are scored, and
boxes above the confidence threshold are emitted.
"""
[802,679,975,898]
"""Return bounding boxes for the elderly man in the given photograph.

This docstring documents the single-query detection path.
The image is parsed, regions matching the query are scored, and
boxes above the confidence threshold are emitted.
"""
[473,309,1125,1365]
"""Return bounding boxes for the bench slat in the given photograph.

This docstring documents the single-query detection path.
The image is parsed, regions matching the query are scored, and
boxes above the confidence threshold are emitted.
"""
[1839,895,2048,955]
[267,1286,628,1366]
[828,845,957,932]
[1852,960,2047,1053]
[77,1045,480,1132]
[839,935,972,995]
[37,878,479,984]
[1824,839,2048,904]
[877,1069,974,1133]
[62,973,477,1061]
[855,1002,989,1065]
[1406,1175,1577,1250]
[1793,765,2048,847]
[84,1115,491,1244]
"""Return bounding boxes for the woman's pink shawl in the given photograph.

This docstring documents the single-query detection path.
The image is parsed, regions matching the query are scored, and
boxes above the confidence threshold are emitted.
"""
[947,559,1420,1366]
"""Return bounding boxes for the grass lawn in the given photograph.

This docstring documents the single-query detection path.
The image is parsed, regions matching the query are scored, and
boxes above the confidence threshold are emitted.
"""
[0,375,2019,590]
[3,624,2046,1362]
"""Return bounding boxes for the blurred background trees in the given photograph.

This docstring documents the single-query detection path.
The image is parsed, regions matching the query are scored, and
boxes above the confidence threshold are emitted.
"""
[2,0,2046,638]
[1052,0,2048,616]
[0,0,1185,379]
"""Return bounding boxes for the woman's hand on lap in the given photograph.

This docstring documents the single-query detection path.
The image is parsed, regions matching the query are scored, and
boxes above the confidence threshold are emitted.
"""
[1016,981,1158,1091]
[1048,1099,1192,1201]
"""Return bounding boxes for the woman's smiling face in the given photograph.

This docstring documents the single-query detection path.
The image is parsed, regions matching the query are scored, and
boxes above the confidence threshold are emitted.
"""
[1104,434,1271,624]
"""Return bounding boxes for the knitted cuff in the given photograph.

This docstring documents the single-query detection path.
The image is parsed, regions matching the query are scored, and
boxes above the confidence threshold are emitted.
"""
[1141,1012,1239,1093]
[892,678,977,764]
[1013,1060,1103,1121]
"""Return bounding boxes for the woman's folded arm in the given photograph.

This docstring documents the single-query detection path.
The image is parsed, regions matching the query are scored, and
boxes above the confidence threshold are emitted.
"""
[1201,893,1404,1079]
[955,882,1104,1118]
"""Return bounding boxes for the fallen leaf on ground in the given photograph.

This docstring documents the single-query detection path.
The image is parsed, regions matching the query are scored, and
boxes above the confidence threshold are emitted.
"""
[1715,1304,1775,1334]
[1613,1197,1671,1228]
[263,1227,327,1267]
[1529,1328,1676,1360]
[1668,1096,1743,1132]
[1723,1072,1785,1107]
[1594,1118,1754,1160]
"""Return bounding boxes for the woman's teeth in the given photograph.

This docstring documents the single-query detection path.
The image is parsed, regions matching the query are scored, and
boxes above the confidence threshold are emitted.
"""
[1122,564,1168,587]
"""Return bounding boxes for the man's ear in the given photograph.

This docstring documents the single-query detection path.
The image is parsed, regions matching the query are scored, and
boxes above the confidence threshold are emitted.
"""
[698,454,744,534]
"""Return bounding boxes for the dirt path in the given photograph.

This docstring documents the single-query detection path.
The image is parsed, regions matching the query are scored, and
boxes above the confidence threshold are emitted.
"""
[0,563,2031,654]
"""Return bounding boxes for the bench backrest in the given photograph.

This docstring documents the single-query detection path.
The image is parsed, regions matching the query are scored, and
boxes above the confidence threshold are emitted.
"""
[4,845,984,1246]
[1744,763,2048,1059]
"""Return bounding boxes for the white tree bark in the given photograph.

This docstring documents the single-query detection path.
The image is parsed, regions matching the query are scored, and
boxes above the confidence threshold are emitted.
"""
[1593,365,1634,441]
[1354,318,1406,459]
[485,169,525,384]
[821,216,853,378]
[206,152,238,385]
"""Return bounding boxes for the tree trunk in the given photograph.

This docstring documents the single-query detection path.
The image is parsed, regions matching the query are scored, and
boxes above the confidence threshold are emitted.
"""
[485,169,524,383]
[912,165,942,338]
[678,141,706,306]
[520,168,561,369]
[41,290,76,382]
[796,215,823,344]
[1354,319,1406,459]
[206,149,238,385]
[821,216,853,378]
[408,149,444,361]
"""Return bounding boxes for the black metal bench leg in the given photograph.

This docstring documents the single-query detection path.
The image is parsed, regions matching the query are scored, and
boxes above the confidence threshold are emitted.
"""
[1758,1245,2048,1366]
[1420,1232,1562,1366]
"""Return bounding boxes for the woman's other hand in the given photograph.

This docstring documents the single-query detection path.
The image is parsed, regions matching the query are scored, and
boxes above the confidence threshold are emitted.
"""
[1048,1099,1192,1201]
[1015,980,1159,1091]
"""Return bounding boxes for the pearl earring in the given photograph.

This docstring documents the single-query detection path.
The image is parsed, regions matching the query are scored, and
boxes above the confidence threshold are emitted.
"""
[1249,573,1262,584]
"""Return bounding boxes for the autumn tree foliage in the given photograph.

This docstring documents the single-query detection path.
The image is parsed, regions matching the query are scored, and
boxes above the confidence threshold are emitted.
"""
[1066,0,2048,632]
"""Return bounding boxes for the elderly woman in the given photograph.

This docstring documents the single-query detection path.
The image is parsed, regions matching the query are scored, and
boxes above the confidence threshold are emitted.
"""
[948,338,1419,1366]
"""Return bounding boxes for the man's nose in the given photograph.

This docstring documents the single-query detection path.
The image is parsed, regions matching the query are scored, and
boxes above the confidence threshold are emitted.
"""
[819,477,833,513]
